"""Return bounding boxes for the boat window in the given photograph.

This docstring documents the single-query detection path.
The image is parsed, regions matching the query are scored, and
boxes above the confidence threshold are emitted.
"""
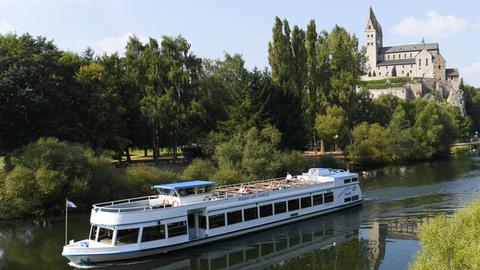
[168,189,178,197]
[312,194,323,206]
[209,214,226,228]
[156,188,170,195]
[352,177,358,182]
[344,197,352,203]
[197,186,213,194]
[288,199,300,211]
[98,227,113,245]
[178,188,195,196]
[244,207,258,221]
[90,226,98,241]
[259,204,273,217]
[352,195,359,201]
[141,225,165,242]
[199,215,207,229]
[344,178,351,184]
[227,210,243,225]
[116,228,139,245]
[274,201,287,214]
[324,192,334,203]
[301,196,312,208]
[168,221,187,237]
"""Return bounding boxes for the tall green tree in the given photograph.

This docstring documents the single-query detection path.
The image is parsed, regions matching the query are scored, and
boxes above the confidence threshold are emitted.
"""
[315,106,346,152]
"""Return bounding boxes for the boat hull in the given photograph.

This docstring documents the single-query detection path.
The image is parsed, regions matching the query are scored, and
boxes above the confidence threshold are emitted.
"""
[64,201,362,265]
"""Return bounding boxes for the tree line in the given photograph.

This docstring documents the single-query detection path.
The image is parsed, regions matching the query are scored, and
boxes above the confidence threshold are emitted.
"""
[0,17,478,166]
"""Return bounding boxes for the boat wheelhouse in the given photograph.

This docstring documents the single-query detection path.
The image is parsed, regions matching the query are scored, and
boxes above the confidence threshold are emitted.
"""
[62,168,362,265]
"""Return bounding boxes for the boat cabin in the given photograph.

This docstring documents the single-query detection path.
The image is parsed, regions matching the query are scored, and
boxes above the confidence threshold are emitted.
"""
[153,180,215,206]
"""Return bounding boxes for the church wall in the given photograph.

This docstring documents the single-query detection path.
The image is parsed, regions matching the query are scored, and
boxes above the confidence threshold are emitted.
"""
[414,50,434,78]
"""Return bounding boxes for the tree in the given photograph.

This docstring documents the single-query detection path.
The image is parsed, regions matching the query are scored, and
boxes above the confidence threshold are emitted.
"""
[0,138,129,218]
[74,62,126,157]
[387,105,416,162]
[413,102,457,159]
[268,17,294,92]
[347,122,390,166]
[0,34,73,151]
[315,106,346,152]
[371,94,401,126]
[327,26,366,138]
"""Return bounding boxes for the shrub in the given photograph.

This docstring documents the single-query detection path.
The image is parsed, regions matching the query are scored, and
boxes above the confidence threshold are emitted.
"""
[410,200,480,270]
[211,162,245,185]
[0,137,130,218]
[125,164,179,196]
[182,159,216,180]
[279,151,308,175]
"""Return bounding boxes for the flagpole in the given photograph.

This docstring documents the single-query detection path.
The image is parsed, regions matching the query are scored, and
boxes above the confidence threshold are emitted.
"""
[65,198,68,245]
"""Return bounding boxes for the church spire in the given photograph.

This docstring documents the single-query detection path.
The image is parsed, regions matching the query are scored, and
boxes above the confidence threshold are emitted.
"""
[366,6,382,36]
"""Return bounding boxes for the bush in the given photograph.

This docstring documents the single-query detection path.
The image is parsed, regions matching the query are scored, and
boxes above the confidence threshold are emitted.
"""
[279,151,308,175]
[347,122,390,166]
[411,200,480,270]
[182,159,216,180]
[125,164,180,196]
[0,137,130,218]
[211,162,245,185]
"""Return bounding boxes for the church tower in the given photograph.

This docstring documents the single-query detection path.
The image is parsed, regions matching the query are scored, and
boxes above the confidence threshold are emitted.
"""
[365,7,383,75]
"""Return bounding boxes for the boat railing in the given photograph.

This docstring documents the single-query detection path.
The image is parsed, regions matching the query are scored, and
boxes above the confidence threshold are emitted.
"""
[93,195,166,213]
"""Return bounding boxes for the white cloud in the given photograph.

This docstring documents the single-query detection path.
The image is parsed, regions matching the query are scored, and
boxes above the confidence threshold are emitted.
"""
[393,11,467,39]
[0,20,14,34]
[95,32,147,55]
[461,62,480,87]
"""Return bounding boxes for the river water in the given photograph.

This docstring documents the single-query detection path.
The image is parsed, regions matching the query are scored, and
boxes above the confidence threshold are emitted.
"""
[1,156,480,270]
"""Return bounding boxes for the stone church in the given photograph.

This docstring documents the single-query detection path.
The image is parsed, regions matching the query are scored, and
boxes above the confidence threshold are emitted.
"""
[363,7,460,88]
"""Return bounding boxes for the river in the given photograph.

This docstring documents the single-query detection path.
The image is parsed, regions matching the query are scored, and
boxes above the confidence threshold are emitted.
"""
[1,156,480,270]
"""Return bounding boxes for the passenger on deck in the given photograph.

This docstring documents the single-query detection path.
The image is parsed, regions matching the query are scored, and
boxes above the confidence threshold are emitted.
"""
[286,173,293,181]
[239,185,249,194]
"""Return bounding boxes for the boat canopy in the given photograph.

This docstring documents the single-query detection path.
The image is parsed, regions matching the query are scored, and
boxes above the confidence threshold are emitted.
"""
[153,180,215,190]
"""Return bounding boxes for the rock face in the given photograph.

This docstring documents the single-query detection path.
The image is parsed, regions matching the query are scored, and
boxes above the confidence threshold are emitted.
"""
[366,78,466,115]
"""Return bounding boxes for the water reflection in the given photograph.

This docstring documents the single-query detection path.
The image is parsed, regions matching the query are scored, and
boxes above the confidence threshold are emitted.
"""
[1,157,480,270]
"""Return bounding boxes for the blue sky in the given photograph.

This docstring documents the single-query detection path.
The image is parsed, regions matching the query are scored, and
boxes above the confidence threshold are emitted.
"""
[1,0,480,86]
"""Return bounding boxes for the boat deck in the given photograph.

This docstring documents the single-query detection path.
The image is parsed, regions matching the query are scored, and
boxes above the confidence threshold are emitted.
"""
[92,171,344,213]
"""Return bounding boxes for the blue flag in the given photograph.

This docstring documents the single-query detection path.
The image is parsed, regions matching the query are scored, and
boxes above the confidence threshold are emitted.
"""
[66,200,77,208]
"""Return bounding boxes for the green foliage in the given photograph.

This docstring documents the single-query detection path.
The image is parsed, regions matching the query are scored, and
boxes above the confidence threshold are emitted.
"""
[411,200,480,270]
[347,122,390,166]
[348,101,461,166]
[387,105,416,162]
[278,151,308,175]
[371,94,401,126]
[315,106,346,150]
[124,164,179,196]
[0,138,129,218]
[181,159,215,180]
[363,77,418,90]
[414,102,457,159]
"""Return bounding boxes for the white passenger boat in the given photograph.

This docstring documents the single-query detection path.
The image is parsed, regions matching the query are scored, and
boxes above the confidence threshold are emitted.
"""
[62,168,362,265]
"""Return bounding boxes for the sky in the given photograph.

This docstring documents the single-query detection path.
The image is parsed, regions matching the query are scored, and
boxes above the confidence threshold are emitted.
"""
[1,0,480,86]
